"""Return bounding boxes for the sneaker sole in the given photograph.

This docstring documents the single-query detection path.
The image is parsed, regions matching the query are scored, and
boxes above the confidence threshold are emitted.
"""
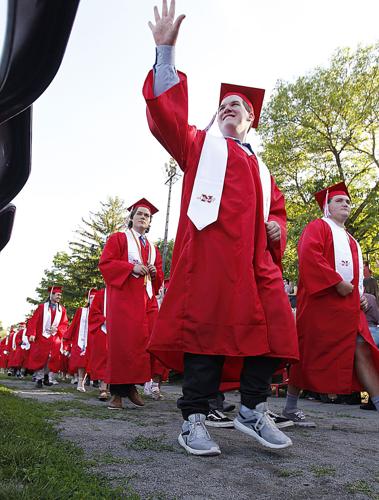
[233,418,293,449]
[274,420,294,429]
[205,421,235,428]
[292,421,316,428]
[178,434,221,456]
[107,406,123,410]
[282,413,316,428]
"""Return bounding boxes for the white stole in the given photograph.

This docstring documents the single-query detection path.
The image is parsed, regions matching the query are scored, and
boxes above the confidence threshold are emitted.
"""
[322,217,364,296]
[187,133,272,230]
[77,307,90,352]
[42,302,63,338]
[125,229,157,299]
[21,328,30,350]
[101,289,107,334]
[12,332,17,351]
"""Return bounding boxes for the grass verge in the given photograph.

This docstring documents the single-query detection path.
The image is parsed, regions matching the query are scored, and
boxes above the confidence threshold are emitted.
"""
[0,385,138,499]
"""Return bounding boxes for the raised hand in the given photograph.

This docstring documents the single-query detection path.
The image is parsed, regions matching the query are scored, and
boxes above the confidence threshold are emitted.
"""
[148,0,185,46]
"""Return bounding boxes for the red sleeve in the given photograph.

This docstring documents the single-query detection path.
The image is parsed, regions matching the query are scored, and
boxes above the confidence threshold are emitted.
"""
[26,305,42,338]
[99,233,135,288]
[64,308,80,341]
[57,307,69,338]
[143,70,197,170]
[88,291,105,334]
[153,246,164,295]
[298,219,343,295]
[267,176,287,268]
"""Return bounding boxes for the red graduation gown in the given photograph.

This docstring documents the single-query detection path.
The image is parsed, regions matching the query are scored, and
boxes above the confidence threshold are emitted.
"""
[64,307,89,374]
[0,336,10,368]
[26,303,68,372]
[99,232,163,384]
[87,289,108,381]
[143,70,298,376]
[290,218,379,393]
[7,329,24,368]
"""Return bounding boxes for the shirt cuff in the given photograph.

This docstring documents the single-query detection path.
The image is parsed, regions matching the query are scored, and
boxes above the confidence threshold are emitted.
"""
[155,45,175,66]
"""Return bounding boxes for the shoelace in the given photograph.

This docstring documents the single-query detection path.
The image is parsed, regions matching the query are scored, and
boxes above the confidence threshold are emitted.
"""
[254,410,277,432]
[293,409,306,419]
[190,421,211,440]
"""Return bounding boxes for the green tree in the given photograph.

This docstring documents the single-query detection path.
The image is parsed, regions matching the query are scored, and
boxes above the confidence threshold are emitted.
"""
[0,321,6,338]
[28,197,127,318]
[259,43,379,279]
[156,238,175,279]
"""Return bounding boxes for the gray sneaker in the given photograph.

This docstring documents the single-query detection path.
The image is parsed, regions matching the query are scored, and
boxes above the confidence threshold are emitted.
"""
[234,402,293,449]
[178,414,221,456]
[282,409,316,428]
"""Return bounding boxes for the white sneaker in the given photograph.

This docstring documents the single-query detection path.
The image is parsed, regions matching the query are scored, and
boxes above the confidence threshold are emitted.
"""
[143,381,152,395]
[151,382,163,400]
[178,414,221,456]
[234,402,292,449]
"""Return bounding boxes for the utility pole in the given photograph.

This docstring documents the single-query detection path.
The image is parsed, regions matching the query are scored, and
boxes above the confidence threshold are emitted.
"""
[162,158,181,276]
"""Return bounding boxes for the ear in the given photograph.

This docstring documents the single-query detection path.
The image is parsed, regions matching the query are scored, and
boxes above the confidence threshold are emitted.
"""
[248,109,255,124]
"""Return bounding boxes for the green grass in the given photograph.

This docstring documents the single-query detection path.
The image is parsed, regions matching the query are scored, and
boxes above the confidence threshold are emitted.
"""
[123,435,175,452]
[310,465,336,477]
[346,479,374,496]
[0,385,138,499]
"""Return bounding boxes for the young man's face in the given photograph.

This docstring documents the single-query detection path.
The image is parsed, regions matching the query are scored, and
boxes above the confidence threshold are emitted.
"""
[132,206,152,234]
[328,195,351,223]
[217,95,254,138]
[51,292,62,304]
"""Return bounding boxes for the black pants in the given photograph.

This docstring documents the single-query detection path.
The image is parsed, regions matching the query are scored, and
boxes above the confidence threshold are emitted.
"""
[110,384,133,397]
[177,353,281,420]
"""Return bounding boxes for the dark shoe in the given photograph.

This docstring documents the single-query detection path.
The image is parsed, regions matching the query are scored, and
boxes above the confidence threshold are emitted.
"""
[267,410,294,429]
[360,398,376,411]
[43,380,53,386]
[205,409,234,428]
[35,379,43,389]
[222,401,236,412]
[126,385,144,407]
[107,395,123,410]
[98,391,108,401]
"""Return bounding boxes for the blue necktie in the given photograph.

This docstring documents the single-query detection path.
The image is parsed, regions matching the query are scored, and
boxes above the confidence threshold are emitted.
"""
[140,235,146,247]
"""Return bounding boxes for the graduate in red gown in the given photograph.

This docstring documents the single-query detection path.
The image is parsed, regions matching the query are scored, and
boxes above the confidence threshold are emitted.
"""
[88,288,109,401]
[0,331,11,371]
[7,322,26,375]
[283,182,379,425]
[63,289,97,392]
[99,199,164,409]
[143,1,298,456]
[27,286,68,388]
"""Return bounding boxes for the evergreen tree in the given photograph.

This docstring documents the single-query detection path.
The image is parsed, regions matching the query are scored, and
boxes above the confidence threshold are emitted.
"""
[28,197,127,318]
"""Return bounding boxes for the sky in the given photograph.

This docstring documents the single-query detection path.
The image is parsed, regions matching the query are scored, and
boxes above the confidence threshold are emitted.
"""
[0,0,378,328]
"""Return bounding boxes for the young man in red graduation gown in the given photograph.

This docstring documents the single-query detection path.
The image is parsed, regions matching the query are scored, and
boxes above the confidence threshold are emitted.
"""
[63,289,97,392]
[143,1,298,456]
[27,286,68,388]
[87,288,109,401]
[99,199,164,410]
[283,182,379,424]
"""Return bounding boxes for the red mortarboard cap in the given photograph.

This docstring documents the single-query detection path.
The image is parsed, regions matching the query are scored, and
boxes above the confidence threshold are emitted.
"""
[127,198,158,215]
[314,182,350,211]
[219,83,265,129]
[48,286,63,294]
